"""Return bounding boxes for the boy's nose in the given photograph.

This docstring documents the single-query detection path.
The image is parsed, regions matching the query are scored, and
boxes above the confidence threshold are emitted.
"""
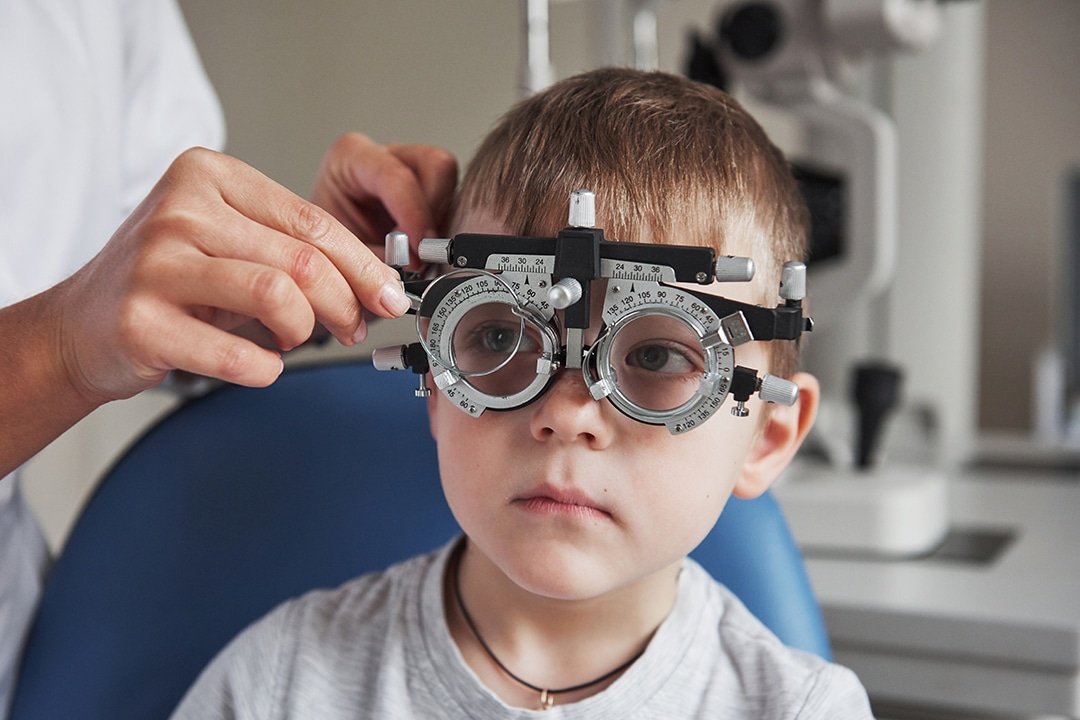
[528,369,614,448]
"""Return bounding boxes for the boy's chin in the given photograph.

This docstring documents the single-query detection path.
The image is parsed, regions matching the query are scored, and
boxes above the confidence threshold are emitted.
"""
[488,541,685,603]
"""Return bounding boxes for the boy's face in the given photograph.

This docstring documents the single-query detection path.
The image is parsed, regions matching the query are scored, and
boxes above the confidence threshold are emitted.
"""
[428,209,801,601]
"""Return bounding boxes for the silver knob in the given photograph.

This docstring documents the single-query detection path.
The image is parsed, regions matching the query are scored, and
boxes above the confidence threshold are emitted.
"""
[548,278,583,309]
[758,373,800,406]
[714,256,755,283]
[418,238,453,265]
[371,345,407,371]
[385,232,411,268]
[568,189,596,228]
[779,261,807,302]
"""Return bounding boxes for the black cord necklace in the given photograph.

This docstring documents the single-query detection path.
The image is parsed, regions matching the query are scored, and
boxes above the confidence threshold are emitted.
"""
[451,546,645,711]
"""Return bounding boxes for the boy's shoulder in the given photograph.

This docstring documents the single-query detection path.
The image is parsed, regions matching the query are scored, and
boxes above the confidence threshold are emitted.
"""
[678,559,872,718]
[696,560,820,670]
[277,542,445,631]
[237,543,446,683]
[170,545,452,719]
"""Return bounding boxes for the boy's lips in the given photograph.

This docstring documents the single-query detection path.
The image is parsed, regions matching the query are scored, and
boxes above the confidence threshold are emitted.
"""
[512,483,613,520]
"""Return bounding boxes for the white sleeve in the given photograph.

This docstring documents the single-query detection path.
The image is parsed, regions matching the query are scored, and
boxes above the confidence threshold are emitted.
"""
[118,0,226,215]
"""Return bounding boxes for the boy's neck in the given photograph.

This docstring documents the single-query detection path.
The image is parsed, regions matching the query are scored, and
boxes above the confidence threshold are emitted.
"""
[443,538,680,709]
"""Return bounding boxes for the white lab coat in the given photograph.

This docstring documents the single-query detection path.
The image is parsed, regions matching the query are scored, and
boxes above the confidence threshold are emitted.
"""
[0,0,223,715]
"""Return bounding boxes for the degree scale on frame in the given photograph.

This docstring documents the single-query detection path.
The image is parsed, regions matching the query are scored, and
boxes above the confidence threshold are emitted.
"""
[486,253,555,276]
[486,253,678,284]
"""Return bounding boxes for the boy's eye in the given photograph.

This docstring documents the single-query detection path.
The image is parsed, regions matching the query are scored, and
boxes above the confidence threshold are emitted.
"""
[480,325,518,354]
[459,321,518,357]
[461,320,542,357]
[624,342,699,374]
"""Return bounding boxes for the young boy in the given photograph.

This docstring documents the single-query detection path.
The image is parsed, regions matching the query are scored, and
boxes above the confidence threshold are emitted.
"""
[170,68,873,718]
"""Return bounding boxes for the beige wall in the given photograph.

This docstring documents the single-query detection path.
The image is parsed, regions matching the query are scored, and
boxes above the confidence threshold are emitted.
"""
[177,0,520,196]
[978,0,1080,431]
[175,0,725,195]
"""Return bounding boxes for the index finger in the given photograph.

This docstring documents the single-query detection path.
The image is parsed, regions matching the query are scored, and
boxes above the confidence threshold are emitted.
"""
[383,143,458,241]
[207,151,411,322]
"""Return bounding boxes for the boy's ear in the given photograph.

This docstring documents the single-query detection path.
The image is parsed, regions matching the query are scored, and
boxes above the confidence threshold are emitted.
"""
[732,372,819,500]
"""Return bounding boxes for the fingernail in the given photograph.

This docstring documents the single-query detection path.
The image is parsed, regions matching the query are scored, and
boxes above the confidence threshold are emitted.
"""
[380,282,412,317]
[351,316,368,345]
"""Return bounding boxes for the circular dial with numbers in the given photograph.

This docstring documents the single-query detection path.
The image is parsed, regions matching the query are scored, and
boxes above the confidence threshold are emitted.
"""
[418,269,559,415]
[584,280,734,434]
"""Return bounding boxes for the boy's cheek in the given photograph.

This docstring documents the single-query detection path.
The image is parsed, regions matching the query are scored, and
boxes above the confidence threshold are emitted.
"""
[425,383,441,441]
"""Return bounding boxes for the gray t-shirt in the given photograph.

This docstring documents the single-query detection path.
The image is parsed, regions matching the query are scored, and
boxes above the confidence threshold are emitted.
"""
[171,539,873,719]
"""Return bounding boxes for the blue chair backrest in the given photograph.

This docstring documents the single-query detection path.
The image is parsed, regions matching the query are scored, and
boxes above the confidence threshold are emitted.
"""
[11,361,829,720]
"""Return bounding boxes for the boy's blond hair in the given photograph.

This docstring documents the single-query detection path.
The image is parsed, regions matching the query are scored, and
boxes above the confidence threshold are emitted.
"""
[453,67,809,379]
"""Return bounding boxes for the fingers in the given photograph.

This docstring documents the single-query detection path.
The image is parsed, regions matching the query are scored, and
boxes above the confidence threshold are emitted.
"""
[58,146,435,404]
[381,142,459,241]
[311,133,458,265]
[159,253,316,351]
[146,308,287,388]
[183,206,366,343]
[201,150,411,329]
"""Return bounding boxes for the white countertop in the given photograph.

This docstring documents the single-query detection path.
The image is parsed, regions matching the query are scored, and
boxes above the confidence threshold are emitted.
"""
[801,469,1080,716]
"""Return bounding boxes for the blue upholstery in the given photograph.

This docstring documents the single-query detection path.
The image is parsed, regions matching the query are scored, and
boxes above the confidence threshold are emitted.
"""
[691,492,832,660]
[11,361,829,720]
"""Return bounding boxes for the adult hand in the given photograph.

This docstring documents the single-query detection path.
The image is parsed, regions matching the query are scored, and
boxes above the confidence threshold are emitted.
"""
[310,133,458,269]
[52,146,413,403]
[1,140,457,478]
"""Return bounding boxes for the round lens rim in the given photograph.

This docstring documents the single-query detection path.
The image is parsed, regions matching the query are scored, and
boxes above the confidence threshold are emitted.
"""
[417,269,527,379]
[418,268,561,412]
[587,303,734,431]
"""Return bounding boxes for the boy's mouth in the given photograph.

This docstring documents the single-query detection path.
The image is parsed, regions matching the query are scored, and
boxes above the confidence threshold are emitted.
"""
[513,484,613,520]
